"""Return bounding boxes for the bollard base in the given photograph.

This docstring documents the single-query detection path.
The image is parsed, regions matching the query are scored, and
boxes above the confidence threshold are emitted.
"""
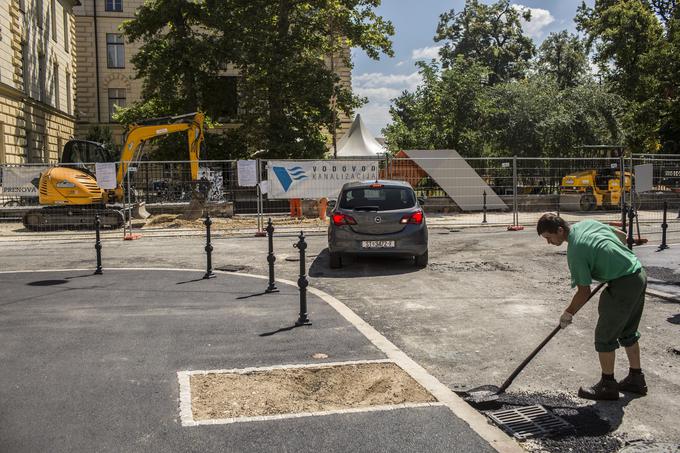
[295,319,312,327]
[265,287,279,294]
[657,244,669,251]
[203,272,216,279]
[94,269,103,275]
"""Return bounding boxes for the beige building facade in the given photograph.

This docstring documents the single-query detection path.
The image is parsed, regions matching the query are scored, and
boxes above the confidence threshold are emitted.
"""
[0,0,78,164]
[73,0,353,151]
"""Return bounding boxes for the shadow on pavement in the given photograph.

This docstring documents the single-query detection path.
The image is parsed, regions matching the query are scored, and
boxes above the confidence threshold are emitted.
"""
[27,279,68,286]
[308,248,422,278]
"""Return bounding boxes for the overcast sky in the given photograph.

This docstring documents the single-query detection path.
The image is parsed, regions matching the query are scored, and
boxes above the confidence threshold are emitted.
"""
[352,0,595,137]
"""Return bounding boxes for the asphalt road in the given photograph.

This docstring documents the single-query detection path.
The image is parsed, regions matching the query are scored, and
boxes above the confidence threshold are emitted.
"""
[1,225,678,452]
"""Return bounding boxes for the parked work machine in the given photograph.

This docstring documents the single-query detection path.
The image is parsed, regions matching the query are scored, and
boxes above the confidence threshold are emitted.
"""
[22,112,206,230]
[559,145,634,211]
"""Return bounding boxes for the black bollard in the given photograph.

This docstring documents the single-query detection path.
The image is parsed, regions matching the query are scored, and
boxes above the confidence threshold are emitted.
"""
[659,201,669,251]
[627,204,635,250]
[482,191,487,224]
[293,231,311,326]
[265,218,279,293]
[94,214,103,275]
[203,215,216,279]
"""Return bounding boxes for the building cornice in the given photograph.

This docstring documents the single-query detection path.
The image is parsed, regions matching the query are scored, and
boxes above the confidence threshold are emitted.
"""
[0,82,77,122]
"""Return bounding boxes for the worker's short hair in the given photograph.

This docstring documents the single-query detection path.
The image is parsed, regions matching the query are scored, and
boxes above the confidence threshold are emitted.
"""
[536,213,570,235]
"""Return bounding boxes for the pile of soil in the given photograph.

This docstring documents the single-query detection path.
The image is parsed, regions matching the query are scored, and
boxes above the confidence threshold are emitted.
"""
[190,362,436,420]
[143,214,328,230]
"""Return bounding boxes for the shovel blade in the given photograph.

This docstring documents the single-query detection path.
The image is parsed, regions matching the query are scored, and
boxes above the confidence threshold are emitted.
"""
[131,202,151,220]
[181,191,206,220]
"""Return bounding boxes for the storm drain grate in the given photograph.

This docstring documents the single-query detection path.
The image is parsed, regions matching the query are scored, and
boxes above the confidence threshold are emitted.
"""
[487,405,573,440]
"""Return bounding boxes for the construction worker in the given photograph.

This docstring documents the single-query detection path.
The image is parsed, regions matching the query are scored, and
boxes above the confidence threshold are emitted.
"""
[536,213,648,400]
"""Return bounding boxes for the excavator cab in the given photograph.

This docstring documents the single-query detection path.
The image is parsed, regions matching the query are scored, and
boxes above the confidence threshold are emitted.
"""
[61,140,114,165]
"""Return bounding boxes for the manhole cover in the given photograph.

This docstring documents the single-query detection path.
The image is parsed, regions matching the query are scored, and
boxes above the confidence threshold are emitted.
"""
[618,441,680,453]
[487,404,573,440]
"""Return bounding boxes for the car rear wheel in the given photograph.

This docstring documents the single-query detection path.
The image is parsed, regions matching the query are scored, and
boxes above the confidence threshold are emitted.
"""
[414,250,428,268]
[329,252,342,269]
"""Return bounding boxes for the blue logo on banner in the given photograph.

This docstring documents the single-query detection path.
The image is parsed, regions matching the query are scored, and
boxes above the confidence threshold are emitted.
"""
[273,166,308,192]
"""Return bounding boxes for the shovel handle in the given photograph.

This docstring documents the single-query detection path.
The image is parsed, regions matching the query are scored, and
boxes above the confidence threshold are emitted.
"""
[497,282,606,394]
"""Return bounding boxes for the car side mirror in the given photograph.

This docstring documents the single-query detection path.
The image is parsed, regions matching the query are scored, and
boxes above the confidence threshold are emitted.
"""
[417,196,427,205]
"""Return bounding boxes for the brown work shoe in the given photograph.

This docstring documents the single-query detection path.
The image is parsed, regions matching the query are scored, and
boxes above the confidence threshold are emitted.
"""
[618,372,648,396]
[578,379,619,401]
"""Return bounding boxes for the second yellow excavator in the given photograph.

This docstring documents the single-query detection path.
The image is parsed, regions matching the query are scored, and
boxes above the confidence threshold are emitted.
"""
[22,112,206,230]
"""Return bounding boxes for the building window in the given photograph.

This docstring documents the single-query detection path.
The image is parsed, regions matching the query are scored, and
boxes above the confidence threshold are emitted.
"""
[22,43,31,96]
[205,76,239,122]
[36,0,43,28]
[108,88,126,121]
[51,0,57,41]
[105,0,122,12]
[38,55,46,103]
[106,34,125,68]
[66,72,72,115]
[53,64,60,109]
[63,10,70,52]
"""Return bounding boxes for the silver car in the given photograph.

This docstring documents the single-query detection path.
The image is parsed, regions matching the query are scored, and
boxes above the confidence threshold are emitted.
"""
[327,180,428,268]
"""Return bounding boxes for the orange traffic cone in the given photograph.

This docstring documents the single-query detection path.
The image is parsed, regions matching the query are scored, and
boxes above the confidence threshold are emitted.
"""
[289,198,302,218]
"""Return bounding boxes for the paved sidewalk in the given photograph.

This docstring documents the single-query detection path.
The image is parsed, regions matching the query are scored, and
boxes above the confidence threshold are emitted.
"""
[635,243,680,302]
[0,269,519,453]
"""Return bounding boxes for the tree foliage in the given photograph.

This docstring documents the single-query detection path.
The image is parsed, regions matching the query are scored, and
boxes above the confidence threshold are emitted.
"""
[435,0,535,84]
[536,31,589,89]
[118,0,394,160]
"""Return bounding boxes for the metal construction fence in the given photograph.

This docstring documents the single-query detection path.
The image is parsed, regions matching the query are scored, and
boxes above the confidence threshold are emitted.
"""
[0,154,679,239]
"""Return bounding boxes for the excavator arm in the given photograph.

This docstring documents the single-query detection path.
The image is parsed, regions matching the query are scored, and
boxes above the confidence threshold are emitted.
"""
[115,112,205,195]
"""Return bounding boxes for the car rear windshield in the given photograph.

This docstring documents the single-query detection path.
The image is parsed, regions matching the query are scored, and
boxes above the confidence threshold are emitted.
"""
[339,187,416,211]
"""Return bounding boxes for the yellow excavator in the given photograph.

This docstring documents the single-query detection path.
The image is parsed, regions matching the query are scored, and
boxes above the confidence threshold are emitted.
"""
[22,112,206,230]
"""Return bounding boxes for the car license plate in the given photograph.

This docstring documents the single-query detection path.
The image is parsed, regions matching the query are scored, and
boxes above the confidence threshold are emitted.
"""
[361,240,395,248]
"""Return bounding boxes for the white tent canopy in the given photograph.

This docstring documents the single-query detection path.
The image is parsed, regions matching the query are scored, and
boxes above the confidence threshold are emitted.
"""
[336,114,386,157]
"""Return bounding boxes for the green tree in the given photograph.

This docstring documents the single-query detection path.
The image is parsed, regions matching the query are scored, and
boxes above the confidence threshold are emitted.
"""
[576,0,665,151]
[208,0,394,158]
[119,0,394,160]
[536,31,589,89]
[383,59,491,156]
[434,0,535,84]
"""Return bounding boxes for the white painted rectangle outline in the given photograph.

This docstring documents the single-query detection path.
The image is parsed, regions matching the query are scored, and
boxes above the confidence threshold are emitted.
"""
[177,358,444,427]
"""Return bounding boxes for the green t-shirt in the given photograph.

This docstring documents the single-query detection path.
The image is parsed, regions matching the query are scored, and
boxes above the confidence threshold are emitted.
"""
[566,219,641,288]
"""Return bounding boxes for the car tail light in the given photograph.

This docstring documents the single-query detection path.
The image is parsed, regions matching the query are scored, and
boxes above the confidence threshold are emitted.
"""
[400,210,424,224]
[332,212,357,226]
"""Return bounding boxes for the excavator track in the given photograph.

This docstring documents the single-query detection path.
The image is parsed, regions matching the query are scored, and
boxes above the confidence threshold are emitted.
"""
[22,205,125,231]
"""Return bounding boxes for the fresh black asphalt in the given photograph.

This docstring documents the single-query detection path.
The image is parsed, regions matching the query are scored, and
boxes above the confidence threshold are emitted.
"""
[0,269,496,453]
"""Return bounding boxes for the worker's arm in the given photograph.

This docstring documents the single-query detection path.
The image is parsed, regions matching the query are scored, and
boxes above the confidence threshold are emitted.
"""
[610,227,627,244]
[566,285,593,315]
[559,285,593,328]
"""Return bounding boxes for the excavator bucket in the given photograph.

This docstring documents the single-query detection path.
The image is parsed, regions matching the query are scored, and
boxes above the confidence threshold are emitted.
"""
[181,190,207,220]
[131,202,151,220]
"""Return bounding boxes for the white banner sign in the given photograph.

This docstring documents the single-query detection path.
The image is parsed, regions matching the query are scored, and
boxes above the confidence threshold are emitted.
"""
[237,160,258,187]
[1,166,48,197]
[634,163,653,193]
[95,162,117,190]
[266,160,380,199]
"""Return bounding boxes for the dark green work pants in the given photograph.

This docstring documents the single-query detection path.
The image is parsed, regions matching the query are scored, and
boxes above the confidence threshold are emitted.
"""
[594,268,647,353]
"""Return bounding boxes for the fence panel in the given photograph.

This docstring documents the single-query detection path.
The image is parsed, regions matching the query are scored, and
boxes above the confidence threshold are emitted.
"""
[1,155,679,238]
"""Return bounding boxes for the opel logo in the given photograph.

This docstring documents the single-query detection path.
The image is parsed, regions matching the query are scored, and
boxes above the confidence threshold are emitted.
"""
[374,216,382,224]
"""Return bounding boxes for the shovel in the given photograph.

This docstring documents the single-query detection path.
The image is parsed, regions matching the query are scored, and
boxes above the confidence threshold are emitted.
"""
[459,282,606,408]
